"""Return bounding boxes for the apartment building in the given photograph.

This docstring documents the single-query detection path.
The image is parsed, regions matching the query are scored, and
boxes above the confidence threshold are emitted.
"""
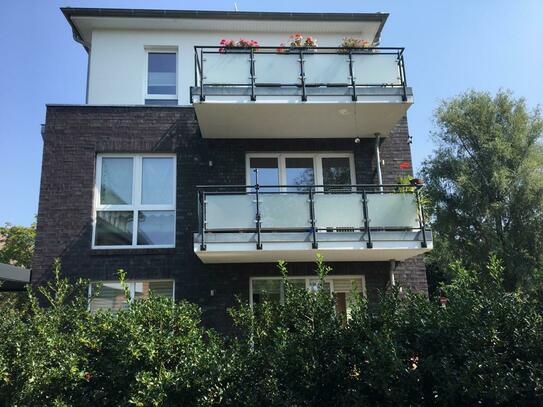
[33,8,432,331]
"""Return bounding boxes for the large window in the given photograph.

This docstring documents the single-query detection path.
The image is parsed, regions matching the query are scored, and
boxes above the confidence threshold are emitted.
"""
[250,276,365,318]
[89,280,175,312]
[247,153,355,191]
[145,51,177,105]
[93,154,176,249]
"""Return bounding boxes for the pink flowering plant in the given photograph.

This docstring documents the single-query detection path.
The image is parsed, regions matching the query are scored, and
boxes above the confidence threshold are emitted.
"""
[283,33,318,49]
[219,38,259,52]
[339,37,372,53]
[219,38,237,48]
[237,38,259,48]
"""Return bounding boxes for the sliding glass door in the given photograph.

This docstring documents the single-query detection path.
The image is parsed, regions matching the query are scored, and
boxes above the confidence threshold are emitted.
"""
[322,157,352,192]
[247,153,355,190]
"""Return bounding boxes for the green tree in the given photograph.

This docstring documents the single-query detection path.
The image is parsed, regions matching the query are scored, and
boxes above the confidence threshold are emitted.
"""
[421,90,543,291]
[0,222,36,268]
[0,223,36,309]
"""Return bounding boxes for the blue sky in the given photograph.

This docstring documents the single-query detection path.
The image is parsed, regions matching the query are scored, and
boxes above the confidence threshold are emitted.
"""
[0,0,542,226]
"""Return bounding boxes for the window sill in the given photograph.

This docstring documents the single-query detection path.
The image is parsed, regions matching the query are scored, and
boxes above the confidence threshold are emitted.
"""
[89,248,177,256]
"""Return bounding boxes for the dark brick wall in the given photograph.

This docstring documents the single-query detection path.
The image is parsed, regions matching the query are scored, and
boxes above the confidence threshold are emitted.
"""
[33,105,427,332]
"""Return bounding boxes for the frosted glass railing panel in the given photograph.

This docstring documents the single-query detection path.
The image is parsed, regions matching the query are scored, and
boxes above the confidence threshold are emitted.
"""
[352,53,400,85]
[304,54,350,85]
[254,54,300,85]
[314,194,364,229]
[206,195,255,230]
[260,194,310,229]
[203,53,251,85]
[367,194,419,228]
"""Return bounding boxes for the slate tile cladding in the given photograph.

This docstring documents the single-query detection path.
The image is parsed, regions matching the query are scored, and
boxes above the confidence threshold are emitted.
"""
[33,105,427,332]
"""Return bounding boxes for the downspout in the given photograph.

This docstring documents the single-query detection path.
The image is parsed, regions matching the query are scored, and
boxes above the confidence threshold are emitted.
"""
[68,17,89,52]
[389,260,396,287]
[389,260,404,295]
[67,16,91,103]
[374,133,383,192]
[85,53,91,104]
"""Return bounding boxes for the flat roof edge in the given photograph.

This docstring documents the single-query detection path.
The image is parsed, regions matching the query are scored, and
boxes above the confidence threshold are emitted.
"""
[45,103,195,108]
[0,263,30,283]
[61,7,389,54]
[60,7,389,23]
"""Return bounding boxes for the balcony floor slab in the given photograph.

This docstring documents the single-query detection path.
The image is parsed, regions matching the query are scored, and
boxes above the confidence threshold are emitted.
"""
[192,87,413,139]
[193,230,432,263]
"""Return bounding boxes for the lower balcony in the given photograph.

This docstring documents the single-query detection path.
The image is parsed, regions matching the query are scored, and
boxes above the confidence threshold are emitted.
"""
[193,184,432,263]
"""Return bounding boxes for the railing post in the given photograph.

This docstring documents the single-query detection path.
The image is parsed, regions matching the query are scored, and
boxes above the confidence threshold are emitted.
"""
[362,189,373,249]
[415,187,428,248]
[194,46,197,92]
[254,169,263,250]
[309,187,318,249]
[250,47,256,101]
[299,48,307,102]
[348,50,357,102]
[199,190,207,251]
[199,48,205,102]
[398,50,408,102]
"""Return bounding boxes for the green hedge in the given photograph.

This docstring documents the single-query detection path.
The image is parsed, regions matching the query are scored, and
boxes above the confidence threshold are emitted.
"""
[1,257,542,406]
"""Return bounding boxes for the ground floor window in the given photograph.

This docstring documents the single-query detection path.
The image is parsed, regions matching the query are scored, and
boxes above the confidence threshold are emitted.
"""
[89,280,175,312]
[250,276,365,318]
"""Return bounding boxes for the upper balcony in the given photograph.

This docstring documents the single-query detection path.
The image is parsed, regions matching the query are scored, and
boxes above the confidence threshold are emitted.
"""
[190,46,413,139]
[193,183,432,264]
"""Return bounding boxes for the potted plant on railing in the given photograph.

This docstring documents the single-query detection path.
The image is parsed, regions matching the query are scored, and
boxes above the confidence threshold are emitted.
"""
[277,33,318,53]
[396,162,421,193]
[396,172,428,223]
[396,174,416,193]
[338,37,372,53]
[219,38,259,53]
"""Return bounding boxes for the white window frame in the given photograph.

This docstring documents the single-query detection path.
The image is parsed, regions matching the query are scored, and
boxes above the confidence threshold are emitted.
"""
[92,153,176,250]
[88,279,176,310]
[143,47,178,103]
[249,275,366,307]
[245,152,356,191]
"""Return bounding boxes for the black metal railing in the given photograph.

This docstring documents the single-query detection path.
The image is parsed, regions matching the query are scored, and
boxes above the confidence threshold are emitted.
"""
[196,183,428,252]
[192,46,408,102]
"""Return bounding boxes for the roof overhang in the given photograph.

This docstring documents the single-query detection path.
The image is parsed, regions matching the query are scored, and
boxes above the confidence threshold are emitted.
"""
[61,7,389,53]
[0,263,30,292]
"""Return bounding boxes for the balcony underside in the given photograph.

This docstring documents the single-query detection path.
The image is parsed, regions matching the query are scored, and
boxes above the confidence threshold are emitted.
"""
[192,87,413,139]
[193,230,432,263]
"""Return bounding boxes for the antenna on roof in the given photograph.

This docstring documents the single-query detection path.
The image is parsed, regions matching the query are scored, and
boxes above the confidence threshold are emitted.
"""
[234,2,239,11]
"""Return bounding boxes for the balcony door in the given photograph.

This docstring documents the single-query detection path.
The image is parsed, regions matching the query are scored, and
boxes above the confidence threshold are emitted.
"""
[247,153,355,191]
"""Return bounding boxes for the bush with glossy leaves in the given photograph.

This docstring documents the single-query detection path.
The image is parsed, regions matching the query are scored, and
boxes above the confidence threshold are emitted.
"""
[1,256,542,406]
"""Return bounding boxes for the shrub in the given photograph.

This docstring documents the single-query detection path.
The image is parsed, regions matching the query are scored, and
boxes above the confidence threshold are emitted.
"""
[0,256,542,406]
[0,263,229,406]
[224,255,543,405]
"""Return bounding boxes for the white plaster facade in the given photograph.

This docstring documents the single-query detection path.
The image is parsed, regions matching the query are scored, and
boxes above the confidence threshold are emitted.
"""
[88,29,374,105]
